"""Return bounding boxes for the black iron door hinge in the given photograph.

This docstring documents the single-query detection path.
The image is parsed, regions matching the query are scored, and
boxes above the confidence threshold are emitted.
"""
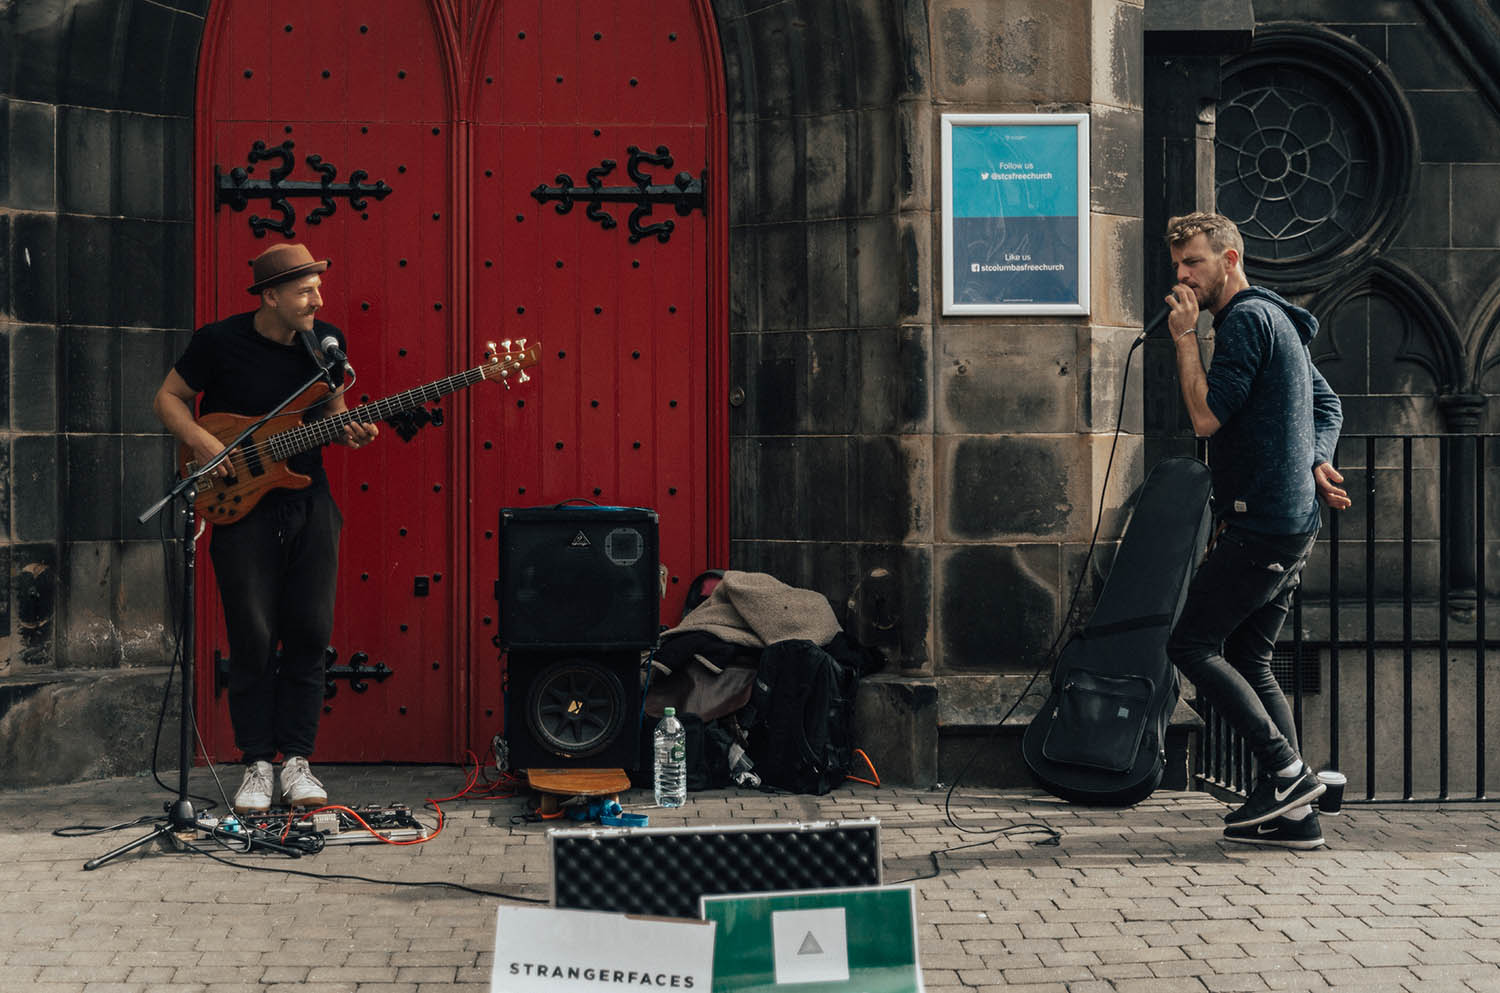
[324,648,394,699]
[216,139,393,238]
[532,144,705,244]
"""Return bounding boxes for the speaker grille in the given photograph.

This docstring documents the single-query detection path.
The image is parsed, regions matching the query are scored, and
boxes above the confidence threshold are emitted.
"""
[499,507,659,650]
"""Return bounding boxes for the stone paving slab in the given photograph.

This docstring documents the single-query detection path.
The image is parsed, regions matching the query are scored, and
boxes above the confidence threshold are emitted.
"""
[2,766,1499,992]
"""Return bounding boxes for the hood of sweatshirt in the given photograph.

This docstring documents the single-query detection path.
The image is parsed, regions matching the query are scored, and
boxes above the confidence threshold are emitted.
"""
[1216,285,1319,346]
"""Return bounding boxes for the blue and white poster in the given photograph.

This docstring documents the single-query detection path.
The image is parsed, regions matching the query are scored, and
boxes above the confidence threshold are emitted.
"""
[942,114,1090,315]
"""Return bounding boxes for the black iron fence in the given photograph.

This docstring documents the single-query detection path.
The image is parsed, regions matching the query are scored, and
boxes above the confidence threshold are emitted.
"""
[1194,434,1498,803]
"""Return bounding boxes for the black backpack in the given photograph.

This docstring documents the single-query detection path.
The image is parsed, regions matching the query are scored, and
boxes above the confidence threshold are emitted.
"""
[740,639,858,795]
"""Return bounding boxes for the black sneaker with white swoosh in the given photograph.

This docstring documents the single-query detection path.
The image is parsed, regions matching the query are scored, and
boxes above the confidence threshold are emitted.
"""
[1223,768,1326,828]
[1224,811,1325,850]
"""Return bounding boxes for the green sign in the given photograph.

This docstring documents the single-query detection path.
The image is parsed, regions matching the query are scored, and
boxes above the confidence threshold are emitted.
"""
[700,886,922,993]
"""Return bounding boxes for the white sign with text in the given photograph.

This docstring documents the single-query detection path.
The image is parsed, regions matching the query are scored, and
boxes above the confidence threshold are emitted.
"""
[491,905,715,993]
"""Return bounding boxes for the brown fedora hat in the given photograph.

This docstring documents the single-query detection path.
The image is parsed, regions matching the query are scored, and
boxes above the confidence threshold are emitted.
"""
[247,243,331,294]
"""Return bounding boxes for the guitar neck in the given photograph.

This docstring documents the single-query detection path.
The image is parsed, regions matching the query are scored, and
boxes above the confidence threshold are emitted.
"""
[271,366,491,458]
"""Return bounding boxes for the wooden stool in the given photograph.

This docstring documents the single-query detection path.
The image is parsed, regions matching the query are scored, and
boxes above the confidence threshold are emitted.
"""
[526,768,631,815]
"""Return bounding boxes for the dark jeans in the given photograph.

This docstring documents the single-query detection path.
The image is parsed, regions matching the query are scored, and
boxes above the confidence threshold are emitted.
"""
[1166,524,1318,773]
[209,488,342,764]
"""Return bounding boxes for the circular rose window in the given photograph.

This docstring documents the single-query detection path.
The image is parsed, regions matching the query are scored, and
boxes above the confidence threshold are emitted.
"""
[1216,25,1416,287]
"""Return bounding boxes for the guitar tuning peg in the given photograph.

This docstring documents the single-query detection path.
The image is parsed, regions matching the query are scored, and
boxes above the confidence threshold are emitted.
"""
[500,338,512,351]
[486,340,498,358]
[518,371,531,383]
[516,337,527,350]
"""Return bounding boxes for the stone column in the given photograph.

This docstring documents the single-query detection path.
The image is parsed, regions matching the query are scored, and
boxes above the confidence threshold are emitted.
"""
[910,0,1149,786]
[1438,392,1489,614]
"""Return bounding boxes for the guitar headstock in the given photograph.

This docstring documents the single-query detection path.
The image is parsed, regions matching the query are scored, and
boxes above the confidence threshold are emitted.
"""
[482,339,540,388]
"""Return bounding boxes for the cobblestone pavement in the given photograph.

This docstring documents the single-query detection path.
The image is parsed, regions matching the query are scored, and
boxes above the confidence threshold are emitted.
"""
[3,765,1499,992]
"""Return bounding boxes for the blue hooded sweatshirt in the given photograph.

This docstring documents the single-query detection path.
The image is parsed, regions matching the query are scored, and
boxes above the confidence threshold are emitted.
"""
[1205,286,1343,535]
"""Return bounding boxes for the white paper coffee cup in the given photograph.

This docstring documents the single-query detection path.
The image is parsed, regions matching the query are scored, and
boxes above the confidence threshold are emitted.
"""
[1316,770,1346,814]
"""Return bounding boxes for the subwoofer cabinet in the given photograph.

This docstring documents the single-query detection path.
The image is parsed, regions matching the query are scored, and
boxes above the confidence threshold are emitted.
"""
[498,505,659,651]
[498,505,658,770]
[505,651,642,770]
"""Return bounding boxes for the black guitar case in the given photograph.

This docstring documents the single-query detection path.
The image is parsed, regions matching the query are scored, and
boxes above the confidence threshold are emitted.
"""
[1022,456,1213,806]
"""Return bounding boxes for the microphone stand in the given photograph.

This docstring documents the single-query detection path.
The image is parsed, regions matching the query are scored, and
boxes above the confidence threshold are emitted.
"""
[85,362,343,870]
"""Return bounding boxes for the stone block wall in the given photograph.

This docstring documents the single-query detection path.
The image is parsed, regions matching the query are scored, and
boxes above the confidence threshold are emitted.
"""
[0,0,202,783]
[721,0,1149,782]
[720,0,939,674]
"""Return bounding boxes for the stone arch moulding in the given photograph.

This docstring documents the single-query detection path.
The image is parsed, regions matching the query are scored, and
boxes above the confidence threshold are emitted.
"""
[1309,258,1465,395]
[1466,273,1500,394]
[1215,23,1418,292]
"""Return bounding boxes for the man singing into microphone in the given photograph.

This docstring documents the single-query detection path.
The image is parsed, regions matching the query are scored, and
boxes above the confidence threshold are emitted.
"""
[1163,213,1350,849]
[153,243,379,815]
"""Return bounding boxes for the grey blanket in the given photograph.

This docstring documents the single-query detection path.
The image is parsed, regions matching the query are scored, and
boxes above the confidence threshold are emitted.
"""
[662,570,841,648]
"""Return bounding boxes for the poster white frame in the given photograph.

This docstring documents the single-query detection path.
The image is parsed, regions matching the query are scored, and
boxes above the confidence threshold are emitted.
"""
[941,112,1091,316]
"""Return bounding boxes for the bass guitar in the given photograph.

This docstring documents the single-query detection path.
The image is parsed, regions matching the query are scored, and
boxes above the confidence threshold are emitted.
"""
[182,340,539,525]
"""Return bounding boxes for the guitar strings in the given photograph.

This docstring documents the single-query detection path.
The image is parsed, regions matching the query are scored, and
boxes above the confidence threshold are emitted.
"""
[207,361,507,473]
[197,380,358,485]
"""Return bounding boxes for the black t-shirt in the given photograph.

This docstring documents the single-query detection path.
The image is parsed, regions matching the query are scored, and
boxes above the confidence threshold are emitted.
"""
[174,311,347,488]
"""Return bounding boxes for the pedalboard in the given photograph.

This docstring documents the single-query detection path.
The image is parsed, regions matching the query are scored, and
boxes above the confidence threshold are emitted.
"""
[209,803,430,846]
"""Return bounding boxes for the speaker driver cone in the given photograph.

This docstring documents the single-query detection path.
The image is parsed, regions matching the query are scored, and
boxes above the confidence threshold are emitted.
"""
[524,659,627,757]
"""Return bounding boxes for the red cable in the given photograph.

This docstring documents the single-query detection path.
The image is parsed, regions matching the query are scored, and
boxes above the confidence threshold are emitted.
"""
[846,748,880,787]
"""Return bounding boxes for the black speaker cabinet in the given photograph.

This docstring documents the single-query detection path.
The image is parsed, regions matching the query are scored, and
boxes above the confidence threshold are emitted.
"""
[498,506,659,650]
[506,651,641,770]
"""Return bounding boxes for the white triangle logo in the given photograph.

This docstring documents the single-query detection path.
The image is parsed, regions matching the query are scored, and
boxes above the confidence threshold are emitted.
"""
[772,908,849,984]
[570,531,591,548]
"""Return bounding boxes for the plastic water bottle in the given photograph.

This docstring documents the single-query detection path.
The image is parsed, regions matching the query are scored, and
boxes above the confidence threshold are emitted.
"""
[653,707,687,808]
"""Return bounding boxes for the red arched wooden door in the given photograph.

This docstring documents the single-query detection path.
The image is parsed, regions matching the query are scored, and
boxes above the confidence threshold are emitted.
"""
[193,0,727,763]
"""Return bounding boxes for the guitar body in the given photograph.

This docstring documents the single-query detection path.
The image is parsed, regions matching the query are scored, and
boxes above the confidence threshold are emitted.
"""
[1021,457,1213,806]
[182,381,333,525]
[178,341,540,526]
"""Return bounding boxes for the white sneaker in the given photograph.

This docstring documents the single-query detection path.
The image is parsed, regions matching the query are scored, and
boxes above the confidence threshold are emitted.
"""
[233,761,274,814]
[280,756,328,808]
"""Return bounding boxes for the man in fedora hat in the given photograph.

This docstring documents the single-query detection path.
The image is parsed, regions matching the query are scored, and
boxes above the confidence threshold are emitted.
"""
[153,242,379,815]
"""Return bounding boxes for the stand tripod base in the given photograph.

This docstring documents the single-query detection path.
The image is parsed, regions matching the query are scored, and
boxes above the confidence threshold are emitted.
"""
[84,800,307,870]
[84,820,184,870]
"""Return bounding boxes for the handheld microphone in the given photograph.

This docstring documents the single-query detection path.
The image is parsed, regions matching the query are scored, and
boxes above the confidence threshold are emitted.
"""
[1134,306,1173,348]
[1144,306,1171,337]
